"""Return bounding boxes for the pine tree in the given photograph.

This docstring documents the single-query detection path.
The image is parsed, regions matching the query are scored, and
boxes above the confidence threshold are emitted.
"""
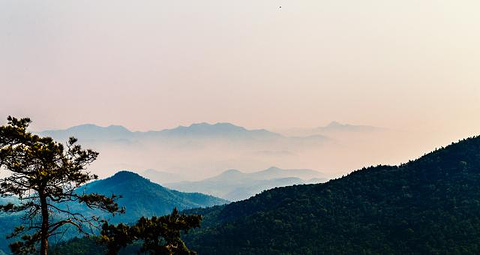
[0,116,122,255]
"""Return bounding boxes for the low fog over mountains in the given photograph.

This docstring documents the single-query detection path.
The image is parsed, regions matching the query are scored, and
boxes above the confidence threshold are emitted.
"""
[39,122,422,180]
[164,167,327,201]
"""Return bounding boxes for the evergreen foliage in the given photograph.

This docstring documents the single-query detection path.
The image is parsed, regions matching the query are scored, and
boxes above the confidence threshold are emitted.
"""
[0,117,122,255]
[101,208,201,255]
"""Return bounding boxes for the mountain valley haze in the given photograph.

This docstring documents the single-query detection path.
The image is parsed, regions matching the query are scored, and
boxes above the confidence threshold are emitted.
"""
[1,0,480,254]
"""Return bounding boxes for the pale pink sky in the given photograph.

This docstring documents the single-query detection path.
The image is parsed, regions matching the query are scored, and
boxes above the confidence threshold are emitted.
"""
[1,0,480,140]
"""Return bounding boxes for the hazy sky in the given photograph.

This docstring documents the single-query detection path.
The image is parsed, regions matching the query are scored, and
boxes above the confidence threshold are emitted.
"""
[1,0,479,140]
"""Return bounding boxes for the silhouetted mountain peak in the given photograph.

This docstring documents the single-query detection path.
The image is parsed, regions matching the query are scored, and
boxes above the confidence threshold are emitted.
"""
[68,123,99,129]
[79,170,228,224]
[163,122,247,136]
[219,169,243,177]
[40,124,134,141]
[65,124,131,133]
[86,170,153,192]
[106,125,131,132]
[110,170,144,181]
[326,121,343,128]
[319,121,380,133]
[263,166,282,172]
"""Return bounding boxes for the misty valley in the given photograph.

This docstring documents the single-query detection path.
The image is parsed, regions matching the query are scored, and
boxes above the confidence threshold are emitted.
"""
[2,118,480,254]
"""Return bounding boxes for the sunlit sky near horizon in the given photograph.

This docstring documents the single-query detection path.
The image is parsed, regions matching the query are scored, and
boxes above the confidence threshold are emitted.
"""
[1,0,480,141]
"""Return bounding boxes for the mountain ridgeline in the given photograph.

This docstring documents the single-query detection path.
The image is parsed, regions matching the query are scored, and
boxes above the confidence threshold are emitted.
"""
[165,167,326,201]
[47,136,480,254]
[77,171,228,224]
[39,122,282,142]
[36,122,338,181]
[182,136,480,254]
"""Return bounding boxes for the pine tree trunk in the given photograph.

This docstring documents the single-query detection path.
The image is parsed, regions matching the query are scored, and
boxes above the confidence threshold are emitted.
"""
[40,191,49,255]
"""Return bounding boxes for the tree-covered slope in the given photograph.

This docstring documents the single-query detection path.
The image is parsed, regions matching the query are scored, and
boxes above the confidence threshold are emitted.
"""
[184,136,480,254]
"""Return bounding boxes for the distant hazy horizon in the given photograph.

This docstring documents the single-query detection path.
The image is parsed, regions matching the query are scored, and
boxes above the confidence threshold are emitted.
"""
[1,0,479,178]
[8,120,470,181]
[1,0,479,134]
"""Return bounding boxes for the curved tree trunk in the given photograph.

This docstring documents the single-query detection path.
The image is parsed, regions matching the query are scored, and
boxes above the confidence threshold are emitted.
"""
[40,191,49,255]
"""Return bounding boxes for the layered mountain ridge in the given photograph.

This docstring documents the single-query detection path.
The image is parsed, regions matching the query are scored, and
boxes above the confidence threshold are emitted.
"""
[165,167,326,201]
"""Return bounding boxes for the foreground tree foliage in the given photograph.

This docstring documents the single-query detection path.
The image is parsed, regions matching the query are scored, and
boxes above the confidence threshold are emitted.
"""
[101,208,202,255]
[0,117,122,255]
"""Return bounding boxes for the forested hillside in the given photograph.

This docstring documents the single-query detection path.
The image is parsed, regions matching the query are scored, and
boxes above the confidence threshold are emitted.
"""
[185,136,480,254]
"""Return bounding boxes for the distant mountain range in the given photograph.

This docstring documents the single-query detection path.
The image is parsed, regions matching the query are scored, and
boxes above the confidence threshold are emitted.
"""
[164,167,327,201]
[276,121,385,137]
[318,121,381,133]
[40,122,282,142]
[36,121,406,181]
[156,122,281,140]
[40,124,135,142]
[40,121,376,141]
[37,122,336,179]
[141,169,185,184]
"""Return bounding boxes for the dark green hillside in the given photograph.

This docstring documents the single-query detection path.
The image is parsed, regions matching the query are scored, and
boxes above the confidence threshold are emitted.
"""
[184,136,480,254]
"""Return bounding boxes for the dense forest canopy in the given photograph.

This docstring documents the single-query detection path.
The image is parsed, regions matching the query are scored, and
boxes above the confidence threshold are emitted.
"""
[184,136,480,254]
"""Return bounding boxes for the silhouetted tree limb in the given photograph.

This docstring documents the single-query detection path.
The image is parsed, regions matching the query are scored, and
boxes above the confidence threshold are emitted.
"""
[101,208,202,255]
